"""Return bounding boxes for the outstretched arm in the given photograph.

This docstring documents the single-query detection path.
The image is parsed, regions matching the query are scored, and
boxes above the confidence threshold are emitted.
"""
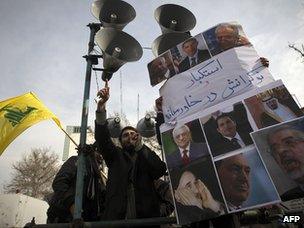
[95,80,118,165]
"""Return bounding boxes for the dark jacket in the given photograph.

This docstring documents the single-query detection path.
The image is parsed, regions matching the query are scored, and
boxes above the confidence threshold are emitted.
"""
[95,121,167,220]
[178,49,211,73]
[166,142,209,169]
[281,186,304,201]
[212,131,253,157]
[47,155,105,223]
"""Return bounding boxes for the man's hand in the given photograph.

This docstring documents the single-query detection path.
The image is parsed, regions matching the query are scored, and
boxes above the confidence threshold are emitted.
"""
[196,179,221,213]
[237,35,250,46]
[260,57,269,68]
[155,97,163,113]
[97,80,110,112]
[175,187,203,209]
[69,204,75,215]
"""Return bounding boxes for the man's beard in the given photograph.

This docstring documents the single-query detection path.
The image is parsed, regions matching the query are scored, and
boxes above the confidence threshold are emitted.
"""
[288,167,304,183]
[123,144,136,155]
[281,155,304,183]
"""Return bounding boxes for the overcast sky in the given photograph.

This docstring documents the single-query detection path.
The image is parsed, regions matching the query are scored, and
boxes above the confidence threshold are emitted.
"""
[0,0,303,187]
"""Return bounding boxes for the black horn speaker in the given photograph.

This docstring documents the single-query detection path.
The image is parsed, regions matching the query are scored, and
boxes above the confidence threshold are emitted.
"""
[91,0,136,30]
[95,28,143,81]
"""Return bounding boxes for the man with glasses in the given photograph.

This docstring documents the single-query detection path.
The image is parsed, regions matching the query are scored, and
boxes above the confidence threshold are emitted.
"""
[174,170,225,224]
[267,125,304,200]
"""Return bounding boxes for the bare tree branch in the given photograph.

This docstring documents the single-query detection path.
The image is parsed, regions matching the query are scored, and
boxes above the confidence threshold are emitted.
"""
[3,147,60,200]
[289,43,304,59]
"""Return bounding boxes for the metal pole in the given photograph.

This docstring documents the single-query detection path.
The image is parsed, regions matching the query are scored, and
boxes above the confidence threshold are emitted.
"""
[137,94,139,122]
[120,70,123,116]
[25,217,177,228]
[73,23,101,220]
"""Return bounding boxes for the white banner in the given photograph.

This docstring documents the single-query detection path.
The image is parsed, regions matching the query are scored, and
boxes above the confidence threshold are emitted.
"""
[160,46,274,123]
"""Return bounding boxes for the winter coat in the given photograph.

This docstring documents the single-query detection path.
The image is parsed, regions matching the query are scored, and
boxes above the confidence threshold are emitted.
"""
[95,121,167,220]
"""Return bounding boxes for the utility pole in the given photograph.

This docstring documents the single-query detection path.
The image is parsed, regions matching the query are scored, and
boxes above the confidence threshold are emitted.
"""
[120,70,123,116]
[137,93,139,122]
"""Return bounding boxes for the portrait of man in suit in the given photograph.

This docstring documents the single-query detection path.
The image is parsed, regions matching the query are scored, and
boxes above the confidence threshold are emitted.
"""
[212,113,253,157]
[165,124,209,169]
[216,153,250,211]
[177,37,211,73]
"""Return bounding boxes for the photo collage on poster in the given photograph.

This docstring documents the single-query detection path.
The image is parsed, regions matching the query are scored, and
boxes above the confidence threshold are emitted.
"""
[148,22,252,86]
[161,82,303,225]
[249,85,304,202]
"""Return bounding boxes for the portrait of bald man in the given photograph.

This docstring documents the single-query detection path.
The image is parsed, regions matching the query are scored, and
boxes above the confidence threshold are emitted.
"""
[148,52,176,86]
[216,150,280,211]
[203,23,251,56]
[216,153,251,211]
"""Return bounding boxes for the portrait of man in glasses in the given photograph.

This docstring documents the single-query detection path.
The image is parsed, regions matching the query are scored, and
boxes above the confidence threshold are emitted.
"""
[266,123,304,200]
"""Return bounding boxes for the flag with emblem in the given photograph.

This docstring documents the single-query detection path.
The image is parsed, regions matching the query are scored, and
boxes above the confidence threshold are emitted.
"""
[0,92,62,155]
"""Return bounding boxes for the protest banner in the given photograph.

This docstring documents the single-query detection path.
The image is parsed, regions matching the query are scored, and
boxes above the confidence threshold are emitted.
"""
[160,80,302,225]
[160,45,274,123]
[151,22,303,225]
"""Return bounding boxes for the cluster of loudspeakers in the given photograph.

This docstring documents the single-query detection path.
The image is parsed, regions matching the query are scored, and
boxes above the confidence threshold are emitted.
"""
[91,2,196,137]
[152,4,197,57]
[91,0,155,138]
[91,0,143,81]
[135,4,198,137]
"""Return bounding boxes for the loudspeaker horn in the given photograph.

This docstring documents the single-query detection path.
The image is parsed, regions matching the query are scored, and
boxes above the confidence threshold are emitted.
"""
[136,114,156,138]
[152,32,191,57]
[155,4,196,34]
[95,28,143,81]
[107,116,125,138]
[91,0,136,30]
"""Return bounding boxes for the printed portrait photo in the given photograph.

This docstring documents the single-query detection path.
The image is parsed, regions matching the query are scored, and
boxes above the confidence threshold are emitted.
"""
[215,148,280,212]
[147,51,177,86]
[203,22,251,56]
[251,117,304,201]
[200,101,254,157]
[170,157,226,225]
[161,118,210,170]
[244,85,303,129]
[170,34,211,74]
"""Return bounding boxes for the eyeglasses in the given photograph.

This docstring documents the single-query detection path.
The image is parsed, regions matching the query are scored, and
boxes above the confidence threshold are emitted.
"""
[268,136,304,156]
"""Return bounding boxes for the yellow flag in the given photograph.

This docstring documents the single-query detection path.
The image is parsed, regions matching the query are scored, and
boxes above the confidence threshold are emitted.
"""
[0,92,62,156]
